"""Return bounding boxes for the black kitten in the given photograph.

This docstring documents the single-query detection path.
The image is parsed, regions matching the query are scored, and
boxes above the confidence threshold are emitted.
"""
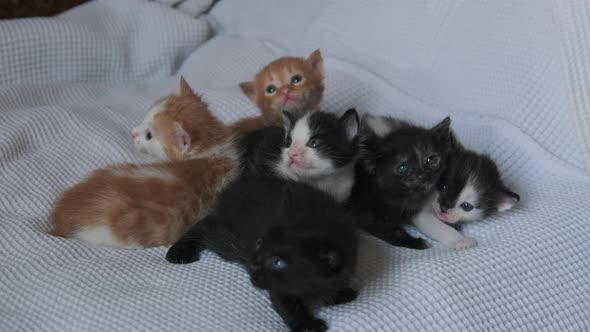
[167,177,358,332]
[239,109,359,202]
[349,116,452,249]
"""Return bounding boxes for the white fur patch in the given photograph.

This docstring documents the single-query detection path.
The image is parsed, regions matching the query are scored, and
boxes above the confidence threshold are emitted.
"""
[433,180,484,223]
[364,115,394,137]
[414,198,478,250]
[312,163,356,202]
[74,225,142,250]
[132,101,167,159]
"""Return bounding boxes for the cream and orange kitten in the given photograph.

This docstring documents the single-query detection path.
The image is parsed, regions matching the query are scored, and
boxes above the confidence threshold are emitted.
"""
[49,78,240,249]
[232,49,324,135]
[132,78,230,161]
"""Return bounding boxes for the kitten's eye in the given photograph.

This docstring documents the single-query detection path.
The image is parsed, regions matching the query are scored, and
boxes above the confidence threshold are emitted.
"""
[291,74,303,84]
[426,155,440,167]
[396,163,408,175]
[284,136,292,147]
[460,202,474,211]
[146,131,153,141]
[307,137,320,148]
[440,184,448,192]
[255,238,263,250]
[265,85,277,95]
[271,257,287,270]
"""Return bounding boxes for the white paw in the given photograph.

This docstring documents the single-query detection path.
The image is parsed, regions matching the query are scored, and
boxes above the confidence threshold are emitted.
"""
[448,237,478,250]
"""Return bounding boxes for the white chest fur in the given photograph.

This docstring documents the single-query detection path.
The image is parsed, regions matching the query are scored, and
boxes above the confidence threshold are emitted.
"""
[307,163,355,203]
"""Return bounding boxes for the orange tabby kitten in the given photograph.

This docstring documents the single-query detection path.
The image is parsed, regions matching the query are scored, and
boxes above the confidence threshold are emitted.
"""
[132,77,229,161]
[49,78,239,248]
[232,49,324,134]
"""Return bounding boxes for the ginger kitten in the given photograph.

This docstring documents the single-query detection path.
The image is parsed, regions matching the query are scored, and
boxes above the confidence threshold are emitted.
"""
[232,50,324,135]
[132,77,230,160]
[49,79,240,249]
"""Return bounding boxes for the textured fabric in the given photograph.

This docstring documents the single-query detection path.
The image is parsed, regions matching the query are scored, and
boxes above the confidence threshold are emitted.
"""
[1,0,590,331]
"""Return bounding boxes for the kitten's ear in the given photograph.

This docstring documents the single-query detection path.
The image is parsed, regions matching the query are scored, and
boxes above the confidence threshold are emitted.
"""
[318,246,343,270]
[239,81,256,101]
[306,49,324,74]
[449,130,465,152]
[431,116,451,141]
[281,110,295,133]
[497,189,520,212]
[339,108,359,141]
[172,122,193,154]
[179,76,197,98]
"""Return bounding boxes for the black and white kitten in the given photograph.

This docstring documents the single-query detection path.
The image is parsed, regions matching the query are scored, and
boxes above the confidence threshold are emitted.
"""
[412,134,520,250]
[166,176,358,332]
[349,116,452,249]
[240,109,359,202]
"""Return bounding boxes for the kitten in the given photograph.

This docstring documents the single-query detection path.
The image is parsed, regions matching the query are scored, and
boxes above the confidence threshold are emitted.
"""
[239,109,360,202]
[412,134,520,250]
[132,77,230,160]
[349,116,452,249]
[232,50,324,135]
[166,176,358,332]
[49,79,240,249]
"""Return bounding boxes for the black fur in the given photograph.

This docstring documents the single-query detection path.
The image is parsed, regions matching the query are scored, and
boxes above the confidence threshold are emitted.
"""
[167,177,358,332]
[239,125,284,177]
[436,135,520,217]
[349,116,452,249]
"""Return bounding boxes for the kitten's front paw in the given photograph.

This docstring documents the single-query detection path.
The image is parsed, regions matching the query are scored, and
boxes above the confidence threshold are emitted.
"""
[291,318,328,332]
[448,237,478,250]
[413,238,432,250]
[165,246,200,264]
[327,287,357,306]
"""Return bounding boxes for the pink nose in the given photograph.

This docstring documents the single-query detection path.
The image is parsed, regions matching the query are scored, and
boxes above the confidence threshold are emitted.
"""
[280,87,291,96]
[131,132,139,139]
[288,150,299,158]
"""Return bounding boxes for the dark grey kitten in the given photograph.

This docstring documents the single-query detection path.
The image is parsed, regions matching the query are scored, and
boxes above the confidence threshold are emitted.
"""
[349,116,452,249]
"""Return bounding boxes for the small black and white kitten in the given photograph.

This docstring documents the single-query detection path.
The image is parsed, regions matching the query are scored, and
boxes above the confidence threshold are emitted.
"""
[349,116,452,249]
[412,133,520,250]
[166,176,358,332]
[240,109,359,202]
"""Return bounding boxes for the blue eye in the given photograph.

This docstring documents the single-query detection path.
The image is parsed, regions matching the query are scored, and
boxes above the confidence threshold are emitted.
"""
[460,202,474,211]
[272,258,287,270]
[307,138,320,148]
[397,163,408,174]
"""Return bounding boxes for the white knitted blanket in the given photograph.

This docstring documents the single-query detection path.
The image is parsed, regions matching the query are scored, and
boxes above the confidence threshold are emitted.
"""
[1,0,589,331]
